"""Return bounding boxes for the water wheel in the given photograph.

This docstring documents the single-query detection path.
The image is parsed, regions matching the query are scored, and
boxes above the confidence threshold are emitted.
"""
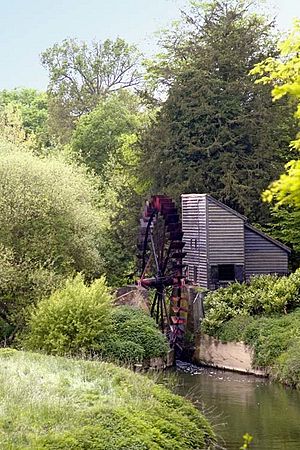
[137,195,188,349]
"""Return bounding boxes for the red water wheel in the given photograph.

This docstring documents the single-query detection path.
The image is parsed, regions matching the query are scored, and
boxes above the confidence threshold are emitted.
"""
[137,195,188,348]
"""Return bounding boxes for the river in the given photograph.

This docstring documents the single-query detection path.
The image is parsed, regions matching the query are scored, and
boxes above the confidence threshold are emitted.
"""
[171,361,300,450]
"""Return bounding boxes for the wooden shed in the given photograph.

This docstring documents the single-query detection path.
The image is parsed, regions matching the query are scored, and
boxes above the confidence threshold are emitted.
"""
[181,193,291,289]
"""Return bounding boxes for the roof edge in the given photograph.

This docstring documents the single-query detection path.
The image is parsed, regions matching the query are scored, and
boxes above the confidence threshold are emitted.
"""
[181,194,291,253]
[182,193,247,220]
[245,223,292,254]
[206,194,248,221]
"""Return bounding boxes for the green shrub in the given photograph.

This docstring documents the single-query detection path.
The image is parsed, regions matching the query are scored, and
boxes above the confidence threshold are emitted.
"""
[23,284,168,363]
[0,143,105,336]
[110,306,169,360]
[244,316,296,367]
[201,271,300,388]
[102,306,169,363]
[102,338,145,363]
[206,309,300,385]
[210,315,255,343]
[202,270,300,334]
[23,274,113,355]
[274,340,300,389]
[110,305,155,325]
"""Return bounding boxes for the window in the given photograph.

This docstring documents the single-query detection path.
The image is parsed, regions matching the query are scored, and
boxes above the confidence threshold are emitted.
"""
[190,238,198,249]
[218,264,235,281]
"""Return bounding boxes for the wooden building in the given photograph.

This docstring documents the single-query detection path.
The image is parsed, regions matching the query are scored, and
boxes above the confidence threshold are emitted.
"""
[181,194,291,289]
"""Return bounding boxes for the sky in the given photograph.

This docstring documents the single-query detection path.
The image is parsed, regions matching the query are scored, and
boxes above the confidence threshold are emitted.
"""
[0,0,299,91]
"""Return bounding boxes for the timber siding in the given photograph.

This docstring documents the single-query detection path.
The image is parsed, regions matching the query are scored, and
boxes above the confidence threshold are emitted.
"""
[182,194,208,288]
[181,194,291,289]
[245,225,289,279]
[208,199,244,265]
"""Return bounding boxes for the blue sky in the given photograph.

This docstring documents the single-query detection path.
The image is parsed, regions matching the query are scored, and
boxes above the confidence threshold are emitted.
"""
[0,0,299,90]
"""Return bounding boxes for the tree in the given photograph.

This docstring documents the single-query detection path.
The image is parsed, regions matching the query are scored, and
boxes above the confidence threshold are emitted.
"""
[41,37,141,141]
[71,91,149,285]
[0,88,50,149]
[252,20,300,207]
[251,20,300,262]
[0,142,105,335]
[97,133,149,286]
[141,0,297,223]
[71,91,143,175]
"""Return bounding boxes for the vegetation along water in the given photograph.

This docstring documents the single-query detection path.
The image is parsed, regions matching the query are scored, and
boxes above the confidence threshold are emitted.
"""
[1,1,300,449]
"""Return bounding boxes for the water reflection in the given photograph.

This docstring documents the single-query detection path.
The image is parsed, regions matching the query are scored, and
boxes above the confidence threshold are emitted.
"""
[174,361,300,450]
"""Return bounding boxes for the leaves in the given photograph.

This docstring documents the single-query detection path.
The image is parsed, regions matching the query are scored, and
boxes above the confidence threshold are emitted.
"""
[0,143,105,333]
[141,0,295,223]
[41,37,141,117]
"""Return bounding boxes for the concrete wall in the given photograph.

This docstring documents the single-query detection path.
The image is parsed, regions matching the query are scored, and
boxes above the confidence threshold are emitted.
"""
[194,333,267,376]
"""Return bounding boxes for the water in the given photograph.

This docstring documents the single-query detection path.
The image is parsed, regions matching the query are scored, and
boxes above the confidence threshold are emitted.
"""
[173,361,300,450]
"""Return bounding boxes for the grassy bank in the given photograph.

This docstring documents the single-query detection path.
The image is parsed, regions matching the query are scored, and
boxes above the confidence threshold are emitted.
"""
[202,273,300,389]
[0,349,216,449]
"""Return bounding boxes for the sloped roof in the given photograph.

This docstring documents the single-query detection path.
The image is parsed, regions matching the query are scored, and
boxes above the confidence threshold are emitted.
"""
[181,193,291,254]
[245,223,291,254]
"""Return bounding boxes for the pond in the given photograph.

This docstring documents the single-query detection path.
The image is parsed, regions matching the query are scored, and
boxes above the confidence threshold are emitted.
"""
[173,361,300,450]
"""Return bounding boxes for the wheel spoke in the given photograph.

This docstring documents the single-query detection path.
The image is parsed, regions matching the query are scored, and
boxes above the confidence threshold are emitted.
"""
[150,232,160,275]
[136,195,186,350]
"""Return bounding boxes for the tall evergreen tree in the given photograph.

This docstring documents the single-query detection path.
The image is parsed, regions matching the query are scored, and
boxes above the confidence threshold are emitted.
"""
[141,0,297,223]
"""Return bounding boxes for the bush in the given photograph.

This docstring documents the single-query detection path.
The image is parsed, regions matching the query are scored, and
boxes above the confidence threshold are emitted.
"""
[102,338,145,363]
[274,340,300,389]
[202,270,300,334]
[23,283,169,363]
[210,315,255,343]
[204,308,300,388]
[23,274,113,355]
[99,306,169,363]
[0,143,105,336]
[242,314,300,367]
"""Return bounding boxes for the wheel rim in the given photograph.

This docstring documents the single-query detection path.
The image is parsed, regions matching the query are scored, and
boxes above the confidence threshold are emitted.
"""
[137,195,187,348]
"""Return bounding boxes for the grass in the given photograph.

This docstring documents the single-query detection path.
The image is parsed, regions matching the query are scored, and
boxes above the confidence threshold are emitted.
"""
[0,349,216,449]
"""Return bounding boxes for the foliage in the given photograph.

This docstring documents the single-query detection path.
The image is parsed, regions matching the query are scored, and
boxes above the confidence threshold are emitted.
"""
[202,272,300,388]
[71,91,150,286]
[274,338,300,389]
[251,21,300,249]
[252,19,300,155]
[0,104,30,147]
[0,350,216,449]
[0,142,104,334]
[209,315,255,343]
[243,312,300,367]
[141,0,296,223]
[0,88,48,137]
[97,132,149,286]
[206,309,300,388]
[71,91,143,175]
[109,306,169,360]
[41,37,141,141]
[103,338,145,364]
[23,275,113,355]
[202,270,300,333]
[23,279,168,362]
[240,433,253,450]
